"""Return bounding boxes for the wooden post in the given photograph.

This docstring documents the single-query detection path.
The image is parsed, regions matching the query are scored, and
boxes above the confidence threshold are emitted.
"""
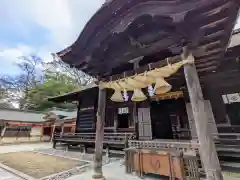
[51,124,56,142]
[183,49,223,180]
[1,125,6,138]
[60,124,64,137]
[113,113,118,132]
[133,60,140,139]
[92,88,106,180]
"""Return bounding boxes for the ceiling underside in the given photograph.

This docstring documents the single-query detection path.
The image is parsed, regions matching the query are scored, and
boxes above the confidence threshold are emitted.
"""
[57,0,239,79]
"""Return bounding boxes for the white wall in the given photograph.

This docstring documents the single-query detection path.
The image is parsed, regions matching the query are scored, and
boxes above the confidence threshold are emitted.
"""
[30,127,42,136]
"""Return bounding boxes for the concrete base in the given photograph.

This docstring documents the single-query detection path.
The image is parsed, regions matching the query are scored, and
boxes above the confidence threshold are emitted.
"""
[92,173,105,180]
[92,177,105,180]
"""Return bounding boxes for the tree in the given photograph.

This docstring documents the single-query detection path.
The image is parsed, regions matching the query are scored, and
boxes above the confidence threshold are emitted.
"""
[0,87,13,108]
[0,55,43,109]
[47,53,94,86]
[0,54,92,110]
[26,70,79,111]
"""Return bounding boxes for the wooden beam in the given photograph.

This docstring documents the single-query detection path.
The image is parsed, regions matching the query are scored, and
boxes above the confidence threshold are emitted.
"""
[102,55,182,81]
[92,88,106,180]
[201,1,232,17]
[204,30,225,39]
[200,17,228,29]
[195,60,218,69]
[197,48,222,58]
[183,48,223,180]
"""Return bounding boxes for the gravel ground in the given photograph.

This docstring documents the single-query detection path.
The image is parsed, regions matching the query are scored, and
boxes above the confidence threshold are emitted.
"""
[0,151,87,179]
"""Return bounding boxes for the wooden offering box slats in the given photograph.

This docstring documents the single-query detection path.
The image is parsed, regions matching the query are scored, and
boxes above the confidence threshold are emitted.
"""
[125,148,185,179]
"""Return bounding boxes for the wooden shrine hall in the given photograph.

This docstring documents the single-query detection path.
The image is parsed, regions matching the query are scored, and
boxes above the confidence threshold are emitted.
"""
[51,0,240,180]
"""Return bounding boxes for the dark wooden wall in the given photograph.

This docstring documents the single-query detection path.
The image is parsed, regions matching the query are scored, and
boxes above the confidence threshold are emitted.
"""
[75,87,98,133]
[74,44,240,134]
[75,88,135,133]
[202,45,240,125]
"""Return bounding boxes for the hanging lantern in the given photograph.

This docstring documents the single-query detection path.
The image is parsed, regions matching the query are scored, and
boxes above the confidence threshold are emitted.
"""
[131,88,147,102]
[154,77,172,95]
[110,82,124,102]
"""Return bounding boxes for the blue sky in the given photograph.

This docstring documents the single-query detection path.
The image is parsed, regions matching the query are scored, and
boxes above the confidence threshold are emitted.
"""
[0,0,105,75]
[0,0,239,75]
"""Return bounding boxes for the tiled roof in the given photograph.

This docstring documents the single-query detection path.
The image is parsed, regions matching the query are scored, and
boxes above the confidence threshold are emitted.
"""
[47,110,77,121]
[0,108,46,122]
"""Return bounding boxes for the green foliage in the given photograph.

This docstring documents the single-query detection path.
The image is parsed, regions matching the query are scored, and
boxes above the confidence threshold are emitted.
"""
[26,71,80,111]
[0,55,89,111]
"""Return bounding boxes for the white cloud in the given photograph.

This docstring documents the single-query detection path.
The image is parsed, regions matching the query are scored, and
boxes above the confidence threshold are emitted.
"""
[7,0,104,51]
[235,17,240,30]
[0,0,239,74]
[0,45,34,66]
[0,0,105,72]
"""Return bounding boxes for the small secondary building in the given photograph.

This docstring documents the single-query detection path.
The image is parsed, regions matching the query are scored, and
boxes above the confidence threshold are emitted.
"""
[44,109,77,137]
[0,108,48,144]
[0,108,77,144]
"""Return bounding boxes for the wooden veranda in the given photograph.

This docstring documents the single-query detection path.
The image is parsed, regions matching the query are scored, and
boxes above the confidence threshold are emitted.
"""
[54,0,240,179]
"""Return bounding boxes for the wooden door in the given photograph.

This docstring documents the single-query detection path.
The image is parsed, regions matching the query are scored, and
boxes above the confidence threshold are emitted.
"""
[138,108,152,140]
[186,100,218,140]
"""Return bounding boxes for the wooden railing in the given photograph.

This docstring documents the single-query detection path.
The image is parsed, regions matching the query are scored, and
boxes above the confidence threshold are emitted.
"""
[53,132,135,147]
[128,139,200,153]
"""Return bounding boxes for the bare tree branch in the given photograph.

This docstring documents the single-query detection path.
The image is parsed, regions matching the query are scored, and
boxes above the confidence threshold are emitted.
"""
[46,54,94,87]
[0,55,43,109]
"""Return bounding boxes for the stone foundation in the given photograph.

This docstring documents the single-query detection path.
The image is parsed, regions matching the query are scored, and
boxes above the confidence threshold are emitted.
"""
[0,136,50,145]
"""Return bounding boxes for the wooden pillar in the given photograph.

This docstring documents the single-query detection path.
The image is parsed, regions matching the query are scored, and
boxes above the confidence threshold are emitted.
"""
[1,125,7,138]
[92,88,106,180]
[183,50,223,180]
[133,61,140,139]
[60,124,64,137]
[113,113,118,132]
[75,100,81,133]
[51,124,56,142]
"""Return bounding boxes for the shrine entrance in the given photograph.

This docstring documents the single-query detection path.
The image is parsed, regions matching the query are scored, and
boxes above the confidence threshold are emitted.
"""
[54,0,239,179]
[150,98,189,140]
